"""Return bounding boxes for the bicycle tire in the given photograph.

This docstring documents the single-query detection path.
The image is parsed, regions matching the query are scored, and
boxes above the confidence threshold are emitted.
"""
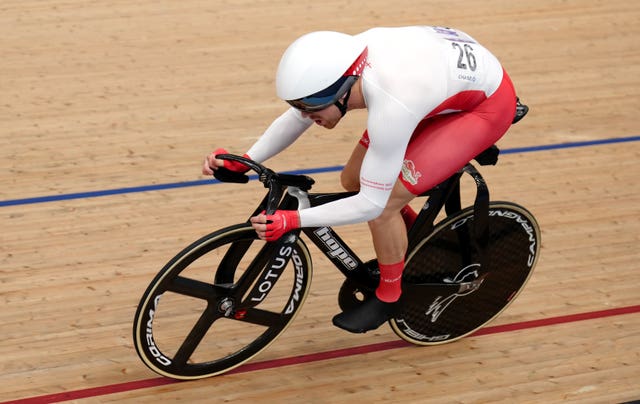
[133,224,313,379]
[390,202,540,345]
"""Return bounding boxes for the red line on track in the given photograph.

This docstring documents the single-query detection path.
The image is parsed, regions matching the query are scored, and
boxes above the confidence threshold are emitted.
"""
[5,304,639,404]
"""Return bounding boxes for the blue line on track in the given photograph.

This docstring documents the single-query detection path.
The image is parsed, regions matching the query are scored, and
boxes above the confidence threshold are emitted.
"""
[2,135,639,207]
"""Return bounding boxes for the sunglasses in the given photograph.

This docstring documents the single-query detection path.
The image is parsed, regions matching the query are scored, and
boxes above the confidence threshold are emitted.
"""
[286,75,358,113]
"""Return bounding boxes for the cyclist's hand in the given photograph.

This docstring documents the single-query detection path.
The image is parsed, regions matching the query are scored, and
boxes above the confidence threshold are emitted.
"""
[250,210,300,241]
[202,148,250,175]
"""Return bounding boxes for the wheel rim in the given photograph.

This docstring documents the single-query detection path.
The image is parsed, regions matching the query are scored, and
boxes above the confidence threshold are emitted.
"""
[391,203,540,345]
[133,226,313,379]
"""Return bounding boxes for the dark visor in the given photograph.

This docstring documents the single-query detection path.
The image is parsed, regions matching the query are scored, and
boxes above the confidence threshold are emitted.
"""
[286,75,358,113]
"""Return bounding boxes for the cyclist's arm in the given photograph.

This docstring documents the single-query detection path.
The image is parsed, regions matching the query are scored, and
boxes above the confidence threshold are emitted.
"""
[245,107,313,163]
[299,98,421,227]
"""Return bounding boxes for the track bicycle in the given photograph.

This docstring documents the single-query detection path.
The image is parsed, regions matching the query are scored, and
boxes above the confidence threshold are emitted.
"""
[133,102,539,380]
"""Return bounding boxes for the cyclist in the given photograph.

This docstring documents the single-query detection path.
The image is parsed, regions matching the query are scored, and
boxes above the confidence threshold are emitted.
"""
[203,26,517,334]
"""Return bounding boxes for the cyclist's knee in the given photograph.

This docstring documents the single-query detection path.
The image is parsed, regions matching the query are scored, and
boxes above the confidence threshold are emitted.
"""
[369,205,400,226]
[340,170,360,192]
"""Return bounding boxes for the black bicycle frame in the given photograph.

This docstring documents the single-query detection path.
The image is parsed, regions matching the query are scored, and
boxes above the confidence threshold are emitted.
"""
[213,153,493,301]
[252,162,492,294]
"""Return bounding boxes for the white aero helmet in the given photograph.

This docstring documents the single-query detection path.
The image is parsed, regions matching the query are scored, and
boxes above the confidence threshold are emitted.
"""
[276,31,368,116]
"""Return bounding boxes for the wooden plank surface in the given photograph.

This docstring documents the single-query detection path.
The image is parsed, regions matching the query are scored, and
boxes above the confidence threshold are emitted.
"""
[1,0,639,402]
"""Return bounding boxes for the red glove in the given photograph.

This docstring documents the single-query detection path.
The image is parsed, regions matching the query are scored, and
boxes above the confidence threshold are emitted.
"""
[264,210,300,241]
[212,148,250,173]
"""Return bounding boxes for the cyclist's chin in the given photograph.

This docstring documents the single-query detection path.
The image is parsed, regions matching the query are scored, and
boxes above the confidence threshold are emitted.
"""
[317,119,338,129]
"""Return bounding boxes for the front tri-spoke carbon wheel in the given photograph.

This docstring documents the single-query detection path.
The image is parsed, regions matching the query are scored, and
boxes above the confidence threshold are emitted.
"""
[133,224,312,379]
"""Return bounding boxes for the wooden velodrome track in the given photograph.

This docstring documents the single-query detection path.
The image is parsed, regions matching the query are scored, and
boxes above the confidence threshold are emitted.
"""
[1,0,639,402]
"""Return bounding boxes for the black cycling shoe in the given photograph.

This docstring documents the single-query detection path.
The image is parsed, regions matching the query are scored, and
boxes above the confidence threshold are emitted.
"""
[332,295,398,333]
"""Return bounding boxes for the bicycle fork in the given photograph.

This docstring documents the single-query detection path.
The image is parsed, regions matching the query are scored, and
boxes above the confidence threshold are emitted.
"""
[238,186,309,309]
[243,233,300,308]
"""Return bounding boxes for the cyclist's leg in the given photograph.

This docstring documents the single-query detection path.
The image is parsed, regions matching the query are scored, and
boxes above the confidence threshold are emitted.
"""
[340,134,367,192]
[334,73,516,334]
[368,181,415,265]
[332,181,415,333]
[368,183,415,302]
[344,96,515,302]
[400,72,516,194]
[341,131,418,228]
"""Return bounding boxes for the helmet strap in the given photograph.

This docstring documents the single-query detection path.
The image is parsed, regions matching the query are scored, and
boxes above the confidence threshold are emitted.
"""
[334,88,352,117]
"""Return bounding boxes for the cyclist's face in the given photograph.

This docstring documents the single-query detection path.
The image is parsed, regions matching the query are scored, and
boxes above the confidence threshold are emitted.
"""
[301,105,342,129]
